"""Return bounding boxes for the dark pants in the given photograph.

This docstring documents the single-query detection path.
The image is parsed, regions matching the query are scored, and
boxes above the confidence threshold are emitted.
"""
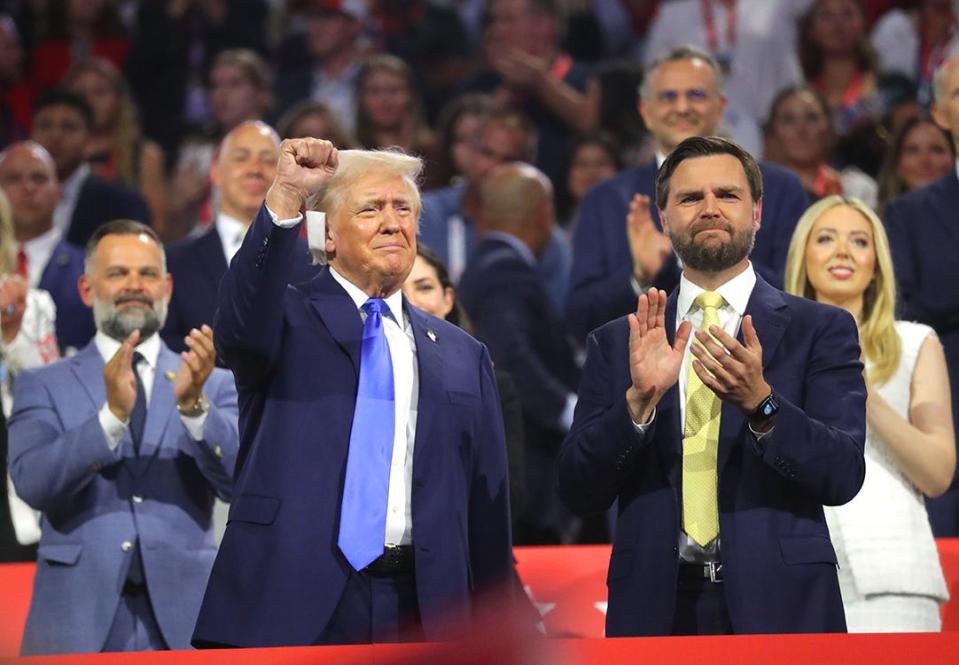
[316,570,422,645]
[671,577,732,636]
[102,585,167,652]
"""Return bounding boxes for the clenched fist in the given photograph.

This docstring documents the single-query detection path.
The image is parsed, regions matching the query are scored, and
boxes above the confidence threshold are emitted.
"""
[265,138,339,219]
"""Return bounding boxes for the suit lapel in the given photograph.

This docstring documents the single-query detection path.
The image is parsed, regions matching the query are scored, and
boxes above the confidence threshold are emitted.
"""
[135,346,178,476]
[309,268,363,376]
[717,276,789,473]
[407,303,444,478]
[37,241,72,293]
[658,290,683,489]
[70,343,107,412]
[197,227,230,287]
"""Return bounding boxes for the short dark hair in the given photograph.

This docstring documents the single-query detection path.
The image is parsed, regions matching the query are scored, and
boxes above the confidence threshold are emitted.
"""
[656,136,763,209]
[85,220,163,268]
[32,88,95,129]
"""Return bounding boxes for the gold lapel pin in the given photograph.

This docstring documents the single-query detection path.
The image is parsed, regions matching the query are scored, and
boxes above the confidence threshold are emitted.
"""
[164,370,176,381]
[426,329,437,343]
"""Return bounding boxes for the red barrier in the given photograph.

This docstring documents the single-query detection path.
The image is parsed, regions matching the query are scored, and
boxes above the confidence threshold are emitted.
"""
[3,541,959,660]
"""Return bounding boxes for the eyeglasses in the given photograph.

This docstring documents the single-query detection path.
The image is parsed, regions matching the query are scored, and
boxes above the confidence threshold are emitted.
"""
[655,89,712,105]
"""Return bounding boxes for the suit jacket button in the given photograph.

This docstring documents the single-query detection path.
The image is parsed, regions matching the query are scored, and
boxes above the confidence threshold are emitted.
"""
[132,494,143,504]
[121,540,133,552]
[213,445,224,459]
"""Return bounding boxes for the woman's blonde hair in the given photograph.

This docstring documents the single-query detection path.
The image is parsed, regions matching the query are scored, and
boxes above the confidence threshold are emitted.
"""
[784,195,900,385]
[0,189,17,275]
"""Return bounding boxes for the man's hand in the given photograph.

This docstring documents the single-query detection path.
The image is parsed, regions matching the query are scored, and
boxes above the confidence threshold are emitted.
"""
[104,329,141,422]
[626,194,671,284]
[689,315,771,415]
[0,275,28,343]
[265,138,339,219]
[626,288,691,423]
[490,50,547,91]
[174,325,216,408]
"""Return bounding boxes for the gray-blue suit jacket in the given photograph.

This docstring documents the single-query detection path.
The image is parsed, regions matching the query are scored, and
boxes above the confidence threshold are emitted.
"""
[8,341,239,654]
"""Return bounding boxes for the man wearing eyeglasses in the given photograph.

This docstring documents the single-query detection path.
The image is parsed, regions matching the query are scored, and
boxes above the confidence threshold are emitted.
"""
[566,46,809,343]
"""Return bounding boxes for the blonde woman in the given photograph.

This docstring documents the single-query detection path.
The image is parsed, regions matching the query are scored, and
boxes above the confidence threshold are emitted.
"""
[784,195,954,631]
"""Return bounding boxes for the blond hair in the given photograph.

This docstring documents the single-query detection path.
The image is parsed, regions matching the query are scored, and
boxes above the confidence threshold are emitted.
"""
[313,148,423,217]
[784,195,900,385]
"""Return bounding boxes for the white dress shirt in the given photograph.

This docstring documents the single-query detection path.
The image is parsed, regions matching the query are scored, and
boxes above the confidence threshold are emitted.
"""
[215,211,248,264]
[19,226,62,289]
[52,163,90,236]
[95,332,207,449]
[328,267,419,547]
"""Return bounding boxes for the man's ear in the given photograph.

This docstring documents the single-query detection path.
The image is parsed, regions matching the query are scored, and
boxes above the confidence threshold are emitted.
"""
[78,273,94,308]
[932,103,950,133]
[753,200,763,232]
[325,219,336,256]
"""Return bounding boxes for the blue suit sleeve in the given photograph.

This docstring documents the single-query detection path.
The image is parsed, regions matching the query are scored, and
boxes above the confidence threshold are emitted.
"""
[468,345,515,591]
[187,371,240,501]
[213,204,304,384]
[754,308,866,505]
[558,327,652,515]
[8,369,122,513]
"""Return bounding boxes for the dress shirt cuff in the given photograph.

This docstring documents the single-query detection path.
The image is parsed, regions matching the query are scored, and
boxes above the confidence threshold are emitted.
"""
[631,407,656,433]
[265,204,303,228]
[98,403,127,450]
[559,393,577,431]
[630,274,648,296]
[180,412,209,441]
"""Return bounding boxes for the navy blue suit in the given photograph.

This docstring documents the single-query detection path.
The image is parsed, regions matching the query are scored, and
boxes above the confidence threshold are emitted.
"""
[884,171,959,536]
[65,175,151,247]
[162,226,318,353]
[458,235,580,541]
[38,240,95,352]
[192,206,515,647]
[558,276,866,635]
[566,160,809,341]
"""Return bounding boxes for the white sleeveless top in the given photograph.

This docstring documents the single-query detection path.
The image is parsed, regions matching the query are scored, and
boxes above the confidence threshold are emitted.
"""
[825,320,949,601]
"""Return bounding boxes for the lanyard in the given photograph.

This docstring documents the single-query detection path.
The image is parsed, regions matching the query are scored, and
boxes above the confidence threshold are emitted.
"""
[841,71,864,109]
[701,0,737,55]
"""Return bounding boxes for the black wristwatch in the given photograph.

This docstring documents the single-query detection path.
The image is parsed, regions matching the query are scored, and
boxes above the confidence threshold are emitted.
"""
[749,392,780,423]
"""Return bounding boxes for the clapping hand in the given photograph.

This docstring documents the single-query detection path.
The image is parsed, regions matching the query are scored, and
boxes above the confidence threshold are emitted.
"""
[625,288,691,423]
[689,316,770,416]
[174,325,216,409]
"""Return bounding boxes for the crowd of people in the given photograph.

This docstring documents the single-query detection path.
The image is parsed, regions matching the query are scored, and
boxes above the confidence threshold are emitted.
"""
[0,0,958,654]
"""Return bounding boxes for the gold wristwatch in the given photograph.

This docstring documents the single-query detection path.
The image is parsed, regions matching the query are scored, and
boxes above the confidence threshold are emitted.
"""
[177,394,210,418]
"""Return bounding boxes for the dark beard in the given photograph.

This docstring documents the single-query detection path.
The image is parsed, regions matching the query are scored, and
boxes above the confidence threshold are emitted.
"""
[670,218,755,272]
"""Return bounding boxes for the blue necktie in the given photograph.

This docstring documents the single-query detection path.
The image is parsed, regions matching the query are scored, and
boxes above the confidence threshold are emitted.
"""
[338,298,396,571]
[130,352,147,455]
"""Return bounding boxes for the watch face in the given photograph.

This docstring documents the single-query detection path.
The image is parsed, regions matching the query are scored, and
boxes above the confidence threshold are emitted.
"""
[762,402,775,417]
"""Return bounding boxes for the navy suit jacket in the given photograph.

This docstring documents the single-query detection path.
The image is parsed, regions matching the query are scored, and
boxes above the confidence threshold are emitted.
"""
[192,206,515,647]
[558,276,866,636]
[458,235,580,453]
[566,160,809,341]
[162,225,319,353]
[37,239,95,352]
[884,171,959,535]
[8,341,238,654]
[65,174,151,247]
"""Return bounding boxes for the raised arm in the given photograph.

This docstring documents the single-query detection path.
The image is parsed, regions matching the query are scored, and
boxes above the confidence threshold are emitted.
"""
[214,138,338,381]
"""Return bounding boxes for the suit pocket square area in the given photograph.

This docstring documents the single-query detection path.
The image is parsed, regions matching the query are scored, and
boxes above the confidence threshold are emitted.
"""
[779,535,838,566]
[37,543,83,566]
[228,494,281,526]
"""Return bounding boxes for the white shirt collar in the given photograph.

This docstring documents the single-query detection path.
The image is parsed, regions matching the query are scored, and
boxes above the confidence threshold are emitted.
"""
[215,211,249,262]
[328,266,406,327]
[677,262,756,320]
[94,330,161,369]
[20,225,62,286]
[655,151,667,168]
[484,231,537,267]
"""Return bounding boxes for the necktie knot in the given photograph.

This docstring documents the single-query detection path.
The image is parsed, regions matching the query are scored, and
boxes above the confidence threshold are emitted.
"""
[694,291,725,312]
[362,298,389,318]
[132,351,146,370]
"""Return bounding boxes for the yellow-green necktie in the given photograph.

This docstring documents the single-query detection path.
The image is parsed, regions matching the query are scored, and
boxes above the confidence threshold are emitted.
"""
[682,291,725,547]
